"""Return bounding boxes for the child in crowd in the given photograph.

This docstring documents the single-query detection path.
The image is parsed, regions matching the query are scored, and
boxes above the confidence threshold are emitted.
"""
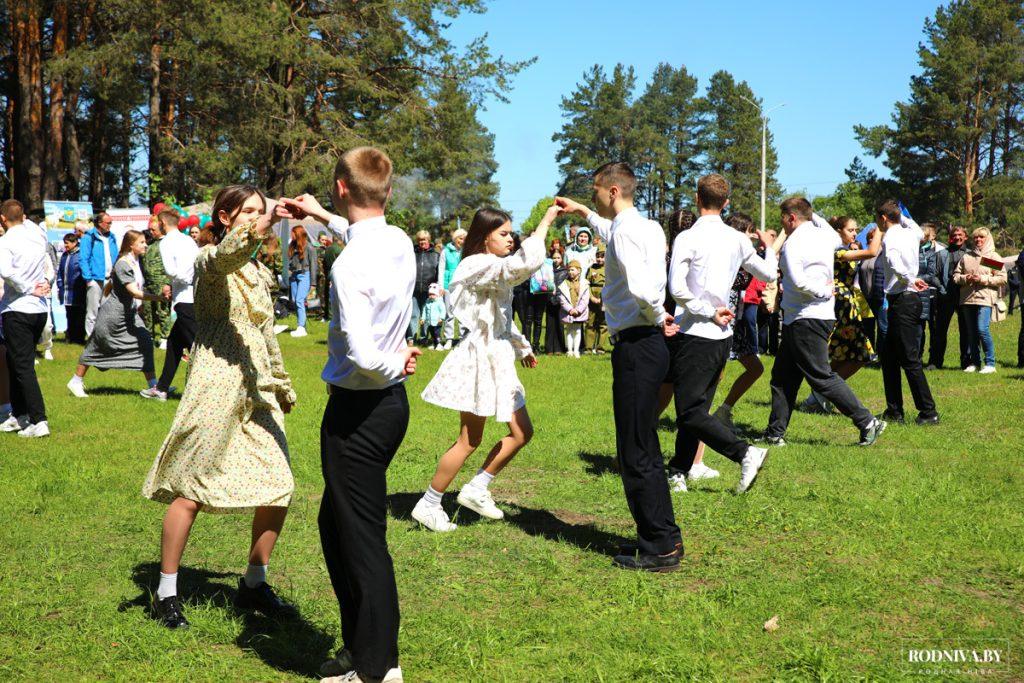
[559,259,590,358]
[414,205,560,532]
[422,282,446,350]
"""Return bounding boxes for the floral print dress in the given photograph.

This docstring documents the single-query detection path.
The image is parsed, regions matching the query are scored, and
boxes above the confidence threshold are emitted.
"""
[829,248,874,363]
[142,221,297,513]
[421,235,545,422]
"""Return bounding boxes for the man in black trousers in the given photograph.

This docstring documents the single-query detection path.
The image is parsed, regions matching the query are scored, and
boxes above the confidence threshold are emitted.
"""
[928,225,968,370]
[876,200,939,426]
[279,147,420,683]
[557,163,682,573]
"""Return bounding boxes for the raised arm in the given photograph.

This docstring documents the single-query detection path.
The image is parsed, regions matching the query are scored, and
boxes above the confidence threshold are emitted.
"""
[740,236,779,282]
[197,218,273,277]
[837,227,882,262]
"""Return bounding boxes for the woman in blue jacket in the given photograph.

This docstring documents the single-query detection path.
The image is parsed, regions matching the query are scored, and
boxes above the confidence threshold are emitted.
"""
[57,233,87,343]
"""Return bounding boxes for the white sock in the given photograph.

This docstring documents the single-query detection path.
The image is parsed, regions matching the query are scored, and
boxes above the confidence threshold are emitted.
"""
[69,375,83,386]
[422,486,444,508]
[467,469,494,491]
[157,572,177,599]
[244,563,268,588]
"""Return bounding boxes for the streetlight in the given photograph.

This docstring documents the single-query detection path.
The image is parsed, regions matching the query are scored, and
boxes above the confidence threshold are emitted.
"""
[739,96,785,232]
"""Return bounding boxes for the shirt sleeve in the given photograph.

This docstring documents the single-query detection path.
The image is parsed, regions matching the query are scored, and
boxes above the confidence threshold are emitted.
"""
[326,215,351,243]
[614,228,667,325]
[332,265,406,383]
[0,240,36,295]
[739,238,779,283]
[454,234,546,289]
[586,212,614,243]
[884,232,916,287]
[668,234,717,320]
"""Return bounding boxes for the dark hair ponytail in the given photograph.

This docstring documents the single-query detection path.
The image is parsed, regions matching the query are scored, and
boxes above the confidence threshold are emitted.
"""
[460,207,513,258]
[208,184,266,246]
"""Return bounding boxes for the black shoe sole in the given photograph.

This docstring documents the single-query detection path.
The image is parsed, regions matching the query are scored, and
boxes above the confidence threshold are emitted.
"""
[612,559,681,573]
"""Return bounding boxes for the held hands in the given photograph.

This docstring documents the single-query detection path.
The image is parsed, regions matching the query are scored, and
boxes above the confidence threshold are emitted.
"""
[554,197,591,218]
[401,346,423,376]
[255,204,283,238]
[756,229,774,248]
[276,194,330,224]
[521,354,538,369]
[32,281,51,298]
[537,204,563,229]
[713,307,735,327]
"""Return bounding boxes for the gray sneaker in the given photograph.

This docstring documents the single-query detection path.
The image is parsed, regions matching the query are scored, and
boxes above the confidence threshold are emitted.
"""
[318,648,354,678]
[858,418,887,447]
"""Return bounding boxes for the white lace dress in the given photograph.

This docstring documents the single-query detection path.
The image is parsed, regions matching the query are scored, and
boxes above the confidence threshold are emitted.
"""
[421,235,545,421]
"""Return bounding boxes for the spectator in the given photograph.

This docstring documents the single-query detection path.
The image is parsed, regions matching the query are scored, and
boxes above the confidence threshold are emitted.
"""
[1008,258,1020,314]
[1016,247,1024,368]
[422,283,446,350]
[57,233,87,344]
[953,227,1006,374]
[188,225,201,244]
[79,211,118,338]
[320,233,342,322]
[559,259,590,357]
[916,223,943,357]
[928,226,969,369]
[586,249,607,353]
[437,227,467,349]
[286,225,317,337]
[410,230,439,344]
[544,247,567,354]
[565,227,598,277]
[141,213,173,350]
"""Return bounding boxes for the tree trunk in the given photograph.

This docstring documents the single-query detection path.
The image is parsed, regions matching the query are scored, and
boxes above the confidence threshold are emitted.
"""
[11,0,45,214]
[148,31,162,201]
[63,0,96,198]
[43,0,69,199]
[2,85,14,199]
[88,97,107,209]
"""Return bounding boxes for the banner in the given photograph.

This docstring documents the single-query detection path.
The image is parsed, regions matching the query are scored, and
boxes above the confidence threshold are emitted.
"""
[107,208,151,245]
[43,200,93,242]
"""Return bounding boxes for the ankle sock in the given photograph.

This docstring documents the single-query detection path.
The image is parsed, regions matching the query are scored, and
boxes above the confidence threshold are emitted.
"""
[423,486,444,508]
[157,572,177,599]
[244,563,268,588]
[467,469,494,491]
[69,375,83,386]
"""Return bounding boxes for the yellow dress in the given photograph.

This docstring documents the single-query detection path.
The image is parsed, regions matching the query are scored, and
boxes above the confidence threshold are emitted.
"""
[142,221,297,513]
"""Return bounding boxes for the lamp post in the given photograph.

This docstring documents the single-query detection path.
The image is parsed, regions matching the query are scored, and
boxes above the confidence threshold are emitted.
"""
[739,96,785,232]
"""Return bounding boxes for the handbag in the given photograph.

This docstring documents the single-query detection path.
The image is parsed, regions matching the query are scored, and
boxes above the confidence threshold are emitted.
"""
[530,259,555,294]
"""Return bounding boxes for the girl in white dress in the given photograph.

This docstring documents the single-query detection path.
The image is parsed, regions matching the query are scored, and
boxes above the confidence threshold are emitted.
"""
[415,205,560,531]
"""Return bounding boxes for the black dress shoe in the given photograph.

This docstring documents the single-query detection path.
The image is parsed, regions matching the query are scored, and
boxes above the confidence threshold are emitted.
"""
[151,594,190,629]
[618,540,683,556]
[915,413,940,426]
[612,545,683,573]
[234,579,300,619]
[880,410,905,424]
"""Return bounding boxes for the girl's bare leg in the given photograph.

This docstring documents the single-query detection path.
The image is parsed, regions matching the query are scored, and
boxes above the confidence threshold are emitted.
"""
[429,412,487,492]
[479,406,534,476]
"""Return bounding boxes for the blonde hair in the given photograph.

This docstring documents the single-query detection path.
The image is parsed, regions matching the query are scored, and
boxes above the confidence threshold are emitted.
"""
[334,146,393,207]
[451,228,467,240]
[971,227,991,239]
[415,230,431,241]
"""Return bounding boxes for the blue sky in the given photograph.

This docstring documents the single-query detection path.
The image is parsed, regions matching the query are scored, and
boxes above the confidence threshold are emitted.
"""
[445,0,940,225]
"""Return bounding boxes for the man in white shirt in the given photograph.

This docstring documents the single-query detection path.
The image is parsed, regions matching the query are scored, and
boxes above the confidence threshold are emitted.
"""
[0,200,52,437]
[763,197,885,446]
[278,147,418,683]
[668,174,776,493]
[556,162,682,573]
[142,210,199,400]
[876,199,938,425]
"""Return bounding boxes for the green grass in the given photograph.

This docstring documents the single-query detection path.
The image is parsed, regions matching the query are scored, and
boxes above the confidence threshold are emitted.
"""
[2,317,1022,681]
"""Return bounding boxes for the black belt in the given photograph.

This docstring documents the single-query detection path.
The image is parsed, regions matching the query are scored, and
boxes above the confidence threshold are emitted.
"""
[610,325,660,345]
[886,290,914,302]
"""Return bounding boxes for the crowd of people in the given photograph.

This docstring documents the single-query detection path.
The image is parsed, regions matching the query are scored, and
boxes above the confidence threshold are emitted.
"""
[2,143,1024,682]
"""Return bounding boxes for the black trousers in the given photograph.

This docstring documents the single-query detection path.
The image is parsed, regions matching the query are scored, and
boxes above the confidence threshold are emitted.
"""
[666,334,748,472]
[1,311,48,423]
[929,295,967,369]
[612,327,680,555]
[544,302,565,354]
[883,292,937,418]
[767,318,874,438]
[64,304,86,344]
[156,303,197,393]
[522,293,547,350]
[1018,309,1024,366]
[319,384,409,678]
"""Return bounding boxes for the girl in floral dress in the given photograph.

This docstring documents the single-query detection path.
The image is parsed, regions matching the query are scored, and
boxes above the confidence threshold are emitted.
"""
[142,185,298,629]
[413,205,560,532]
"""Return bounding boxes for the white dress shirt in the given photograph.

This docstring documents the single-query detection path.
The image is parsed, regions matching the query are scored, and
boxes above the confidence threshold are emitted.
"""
[98,232,113,279]
[669,214,778,340]
[583,207,666,335]
[0,220,50,315]
[779,214,842,325]
[159,228,200,306]
[882,216,923,295]
[322,215,416,390]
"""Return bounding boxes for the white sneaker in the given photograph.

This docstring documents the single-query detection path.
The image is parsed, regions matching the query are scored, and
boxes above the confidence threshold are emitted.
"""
[43,349,54,360]
[687,462,720,481]
[139,386,168,401]
[713,405,734,430]
[411,498,457,532]
[0,414,29,432]
[964,365,977,373]
[18,420,50,438]
[321,668,403,683]
[67,378,89,398]
[433,344,443,351]
[443,340,453,350]
[668,471,688,493]
[159,339,168,351]
[979,365,996,374]
[456,485,504,520]
[273,324,289,335]
[290,326,308,338]
[736,446,768,493]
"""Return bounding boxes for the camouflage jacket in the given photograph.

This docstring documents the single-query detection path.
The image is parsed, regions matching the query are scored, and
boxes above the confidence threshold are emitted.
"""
[142,239,171,291]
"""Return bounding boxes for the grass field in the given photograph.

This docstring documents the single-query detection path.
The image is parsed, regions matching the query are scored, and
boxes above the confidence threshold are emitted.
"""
[1,315,1022,681]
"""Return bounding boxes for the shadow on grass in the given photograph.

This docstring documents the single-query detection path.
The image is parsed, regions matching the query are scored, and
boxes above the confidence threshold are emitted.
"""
[388,492,630,556]
[578,451,619,476]
[121,562,333,678]
[86,386,155,397]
